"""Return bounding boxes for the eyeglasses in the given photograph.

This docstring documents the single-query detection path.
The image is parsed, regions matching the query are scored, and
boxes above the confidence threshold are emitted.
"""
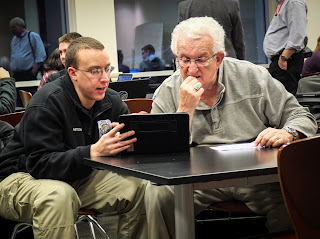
[176,53,218,68]
[73,65,115,76]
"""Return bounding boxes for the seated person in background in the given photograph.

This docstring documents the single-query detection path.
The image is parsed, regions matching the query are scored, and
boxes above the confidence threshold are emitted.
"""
[0,65,16,115]
[0,37,147,239]
[118,49,130,73]
[42,32,82,87]
[297,35,320,93]
[139,44,166,72]
[145,17,318,239]
[38,48,64,90]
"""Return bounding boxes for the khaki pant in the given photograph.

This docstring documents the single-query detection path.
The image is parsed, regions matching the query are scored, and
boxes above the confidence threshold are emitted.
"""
[0,170,148,239]
[145,182,292,239]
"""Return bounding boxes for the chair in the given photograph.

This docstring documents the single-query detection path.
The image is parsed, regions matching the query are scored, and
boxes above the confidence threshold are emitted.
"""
[19,90,33,108]
[196,200,296,239]
[0,111,25,127]
[123,98,153,113]
[74,209,110,239]
[277,135,320,239]
[11,209,110,239]
[196,201,269,239]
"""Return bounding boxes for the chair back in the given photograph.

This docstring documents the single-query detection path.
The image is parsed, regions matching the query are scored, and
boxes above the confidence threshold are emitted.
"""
[277,135,320,239]
[123,98,153,113]
[19,90,33,108]
[0,111,25,127]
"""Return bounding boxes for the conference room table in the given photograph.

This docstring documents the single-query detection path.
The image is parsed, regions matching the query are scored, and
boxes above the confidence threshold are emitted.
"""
[84,143,279,239]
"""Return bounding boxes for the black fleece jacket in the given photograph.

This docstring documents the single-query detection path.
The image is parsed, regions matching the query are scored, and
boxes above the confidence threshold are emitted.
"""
[0,74,129,183]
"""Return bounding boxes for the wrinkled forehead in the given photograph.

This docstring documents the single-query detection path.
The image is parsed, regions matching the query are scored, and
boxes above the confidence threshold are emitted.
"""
[177,35,214,56]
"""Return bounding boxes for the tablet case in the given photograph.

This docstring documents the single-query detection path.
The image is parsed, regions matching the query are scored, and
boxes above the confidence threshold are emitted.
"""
[119,113,189,154]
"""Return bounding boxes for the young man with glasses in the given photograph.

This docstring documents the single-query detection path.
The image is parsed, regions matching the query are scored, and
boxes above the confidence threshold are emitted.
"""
[145,17,317,239]
[0,37,147,239]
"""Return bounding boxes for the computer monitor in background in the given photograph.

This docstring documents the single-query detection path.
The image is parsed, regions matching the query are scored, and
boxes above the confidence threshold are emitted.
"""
[108,78,150,100]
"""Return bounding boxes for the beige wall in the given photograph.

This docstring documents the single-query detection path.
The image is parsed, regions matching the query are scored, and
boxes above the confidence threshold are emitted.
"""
[67,0,118,71]
[305,0,320,50]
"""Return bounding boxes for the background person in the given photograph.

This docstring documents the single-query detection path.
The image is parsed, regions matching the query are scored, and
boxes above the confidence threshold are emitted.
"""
[38,48,64,90]
[301,35,320,77]
[263,0,308,95]
[178,0,245,60]
[9,17,46,82]
[42,32,82,87]
[118,49,130,73]
[297,35,320,93]
[139,44,166,72]
[145,17,317,239]
[0,37,147,239]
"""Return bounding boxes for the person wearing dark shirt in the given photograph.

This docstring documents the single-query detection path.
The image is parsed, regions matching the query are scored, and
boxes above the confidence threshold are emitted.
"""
[118,50,130,73]
[139,44,166,72]
[301,36,320,77]
[0,37,147,239]
[297,35,320,93]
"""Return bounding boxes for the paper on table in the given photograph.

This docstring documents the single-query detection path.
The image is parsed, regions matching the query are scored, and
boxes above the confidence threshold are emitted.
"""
[210,142,260,151]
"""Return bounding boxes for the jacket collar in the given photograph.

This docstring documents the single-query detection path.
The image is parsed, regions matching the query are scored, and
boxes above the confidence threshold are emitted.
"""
[62,73,113,118]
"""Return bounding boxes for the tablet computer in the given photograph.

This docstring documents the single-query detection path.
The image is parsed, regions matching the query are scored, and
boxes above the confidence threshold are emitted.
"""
[119,113,189,154]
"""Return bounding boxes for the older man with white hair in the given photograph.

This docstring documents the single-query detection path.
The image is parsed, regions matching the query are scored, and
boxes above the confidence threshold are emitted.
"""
[145,16,317,239]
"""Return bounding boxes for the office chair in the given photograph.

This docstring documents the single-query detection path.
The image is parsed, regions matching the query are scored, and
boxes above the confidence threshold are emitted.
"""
[295,90,320,130]
[10,209,110,239]
[123,98,153,113]
[196,201,269,239]
[196,200,296,239]
[19,90,33,108]
[278,135,320,239]
[74,209,110,239]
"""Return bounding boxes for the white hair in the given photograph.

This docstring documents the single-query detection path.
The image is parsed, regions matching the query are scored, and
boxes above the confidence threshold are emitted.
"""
[171,17,226,56]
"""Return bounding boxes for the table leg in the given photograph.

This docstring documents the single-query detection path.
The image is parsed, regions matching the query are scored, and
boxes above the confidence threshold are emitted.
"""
[174,184,195,239]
